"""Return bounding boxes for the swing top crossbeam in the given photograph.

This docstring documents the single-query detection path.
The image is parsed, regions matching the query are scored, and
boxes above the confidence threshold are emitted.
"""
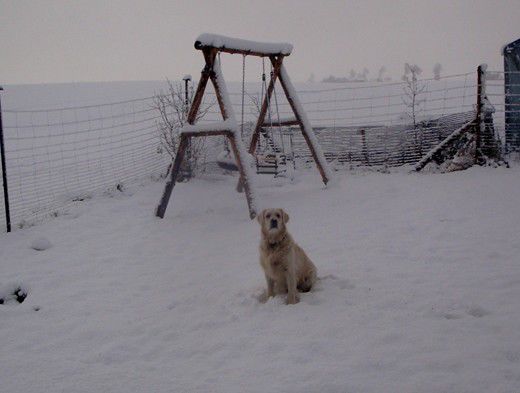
[194,33,293,57]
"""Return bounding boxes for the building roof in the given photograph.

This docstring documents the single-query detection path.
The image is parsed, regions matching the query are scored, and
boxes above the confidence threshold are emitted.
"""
[503,38,520,55]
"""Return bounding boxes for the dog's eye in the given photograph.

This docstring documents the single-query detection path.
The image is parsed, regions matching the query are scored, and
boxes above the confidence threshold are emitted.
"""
[276,213,280,218]
[266,213,271,218]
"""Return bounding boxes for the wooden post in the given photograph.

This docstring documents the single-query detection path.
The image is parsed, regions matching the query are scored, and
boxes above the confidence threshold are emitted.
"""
[209,59,231,120]
[227,133,256,219]
[186,49,216,125]
[155,134,189,218]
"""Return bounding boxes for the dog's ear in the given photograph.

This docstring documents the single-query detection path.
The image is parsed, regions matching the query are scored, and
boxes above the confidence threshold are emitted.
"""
[257,209,265,225]
[282,209,289,224]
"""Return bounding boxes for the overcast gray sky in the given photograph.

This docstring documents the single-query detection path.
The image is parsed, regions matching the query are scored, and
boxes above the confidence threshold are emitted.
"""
[1,0,519,84]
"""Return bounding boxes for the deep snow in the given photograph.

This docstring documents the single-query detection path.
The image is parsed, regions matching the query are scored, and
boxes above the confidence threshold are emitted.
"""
[1,167,520,393]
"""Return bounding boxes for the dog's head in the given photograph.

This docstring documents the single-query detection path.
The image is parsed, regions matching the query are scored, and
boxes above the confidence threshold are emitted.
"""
[257,208,290,240]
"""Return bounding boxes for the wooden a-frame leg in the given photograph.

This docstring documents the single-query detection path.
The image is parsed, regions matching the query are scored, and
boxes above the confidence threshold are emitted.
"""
[155,134,189,218]
[228,134,256,219]
[277,63,330,185]
[185,49,216,125]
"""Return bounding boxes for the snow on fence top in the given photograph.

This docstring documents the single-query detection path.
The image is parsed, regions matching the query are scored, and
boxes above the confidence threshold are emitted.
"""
[195,33,293,56]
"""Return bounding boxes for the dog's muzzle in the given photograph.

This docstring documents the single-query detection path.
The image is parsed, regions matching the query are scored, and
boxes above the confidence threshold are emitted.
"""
[270,219,278,229]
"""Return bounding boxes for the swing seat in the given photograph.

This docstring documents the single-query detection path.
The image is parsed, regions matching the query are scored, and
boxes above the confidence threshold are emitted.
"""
[256,153,287,175]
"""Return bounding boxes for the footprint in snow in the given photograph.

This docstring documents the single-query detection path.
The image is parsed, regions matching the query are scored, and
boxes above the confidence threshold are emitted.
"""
[317,274,355,290]
[466,305,491,318]
[30,237,53,251]
[433,304,490,320]
[0,283,28,305]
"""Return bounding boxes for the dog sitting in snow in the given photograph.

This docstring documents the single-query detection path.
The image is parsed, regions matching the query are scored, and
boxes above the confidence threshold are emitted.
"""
[257,208,317,304]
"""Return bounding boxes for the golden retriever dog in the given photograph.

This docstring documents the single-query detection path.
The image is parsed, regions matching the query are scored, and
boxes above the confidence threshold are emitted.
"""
[257,208,317,304]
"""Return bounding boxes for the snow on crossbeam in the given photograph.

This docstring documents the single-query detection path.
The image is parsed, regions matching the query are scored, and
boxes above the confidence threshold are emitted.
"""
[261,116,299,127]
[195,33,293,57]
[180,119,238,136]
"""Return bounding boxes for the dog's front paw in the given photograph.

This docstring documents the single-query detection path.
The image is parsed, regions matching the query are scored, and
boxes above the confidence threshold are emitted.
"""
[286,293,300,305]
[258,291,271,303]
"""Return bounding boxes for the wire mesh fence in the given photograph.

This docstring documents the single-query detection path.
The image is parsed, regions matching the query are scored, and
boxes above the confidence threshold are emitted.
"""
[0,96,169,229]
[0,68,512,232]
[202,71,480,167]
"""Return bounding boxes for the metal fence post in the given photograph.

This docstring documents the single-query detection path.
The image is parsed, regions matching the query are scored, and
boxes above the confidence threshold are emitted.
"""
[183,75,192,179]
[0,87,12,232]
[360,128,370,165]
[476,64,486,162]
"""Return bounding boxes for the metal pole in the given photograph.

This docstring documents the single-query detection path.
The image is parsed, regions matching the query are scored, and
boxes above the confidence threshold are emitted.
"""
[182,75,192,178]
[184,79,189,116]
[476,64,487,163]
[0,87,12,232]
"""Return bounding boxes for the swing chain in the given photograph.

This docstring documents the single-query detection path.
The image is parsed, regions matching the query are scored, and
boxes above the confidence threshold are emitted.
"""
[241,54,246,137]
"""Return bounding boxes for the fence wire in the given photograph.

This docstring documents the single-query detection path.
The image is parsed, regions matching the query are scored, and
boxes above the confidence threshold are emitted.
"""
[201,72,479,167]
[0,96,168,229]
[0,70,511,231]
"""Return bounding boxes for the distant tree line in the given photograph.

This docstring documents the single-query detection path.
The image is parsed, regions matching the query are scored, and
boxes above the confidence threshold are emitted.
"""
[316,63,443,84]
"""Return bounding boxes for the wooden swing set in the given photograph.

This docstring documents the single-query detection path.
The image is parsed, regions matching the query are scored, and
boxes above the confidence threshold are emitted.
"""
[155,34,332,220]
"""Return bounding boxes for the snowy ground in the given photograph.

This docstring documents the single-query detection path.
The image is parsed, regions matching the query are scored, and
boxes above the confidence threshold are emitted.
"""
[1,167,520,393]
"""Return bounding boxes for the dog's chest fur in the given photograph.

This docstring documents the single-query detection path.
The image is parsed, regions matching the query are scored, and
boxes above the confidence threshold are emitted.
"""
[260,238,291,279]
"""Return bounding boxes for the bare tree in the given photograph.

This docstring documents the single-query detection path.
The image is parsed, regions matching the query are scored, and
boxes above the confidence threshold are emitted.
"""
[357,68,369,82]
[402,63,426,154]
[402,63,426,128]
[248,92,262,115]
[433,63,443,80]
[153,79,213,175]
[377,66,387,82]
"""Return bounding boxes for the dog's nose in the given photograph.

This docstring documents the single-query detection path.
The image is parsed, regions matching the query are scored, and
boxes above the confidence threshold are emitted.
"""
[270,219,278,229]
